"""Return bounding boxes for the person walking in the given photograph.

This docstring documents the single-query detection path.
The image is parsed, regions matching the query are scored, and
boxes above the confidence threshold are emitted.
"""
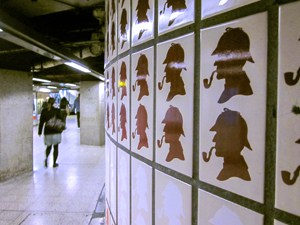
[38,97,64,168]
[73,94,80,128]
[59,97,69,126]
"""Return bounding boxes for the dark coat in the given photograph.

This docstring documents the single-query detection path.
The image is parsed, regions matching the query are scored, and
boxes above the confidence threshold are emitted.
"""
[38,107,63,135]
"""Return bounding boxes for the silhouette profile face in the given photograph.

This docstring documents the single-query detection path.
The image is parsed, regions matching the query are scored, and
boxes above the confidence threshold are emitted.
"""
[210,108,252,158]
[161,105,184,144]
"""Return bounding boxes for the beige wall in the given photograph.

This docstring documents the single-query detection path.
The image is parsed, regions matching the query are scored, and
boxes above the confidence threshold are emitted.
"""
[0,69,33,181]
[80,81,105,146]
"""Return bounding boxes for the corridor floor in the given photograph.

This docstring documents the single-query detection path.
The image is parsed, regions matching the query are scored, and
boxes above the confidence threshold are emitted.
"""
[0,116,105,225]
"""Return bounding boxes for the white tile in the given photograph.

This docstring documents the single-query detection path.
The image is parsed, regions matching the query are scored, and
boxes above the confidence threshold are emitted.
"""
[199,12,267,203]
[158,0,194,34]
[201,0,259,19]
[155,170,192,225]
[118,0,130,53]
[132,0,154,45]
[131,158,152,225]
[117,149,130,225]
[156,33,194,177]
[198,190,263,225]
[117,56,131,148]
[276,1,300,217]
[131,47,154,160]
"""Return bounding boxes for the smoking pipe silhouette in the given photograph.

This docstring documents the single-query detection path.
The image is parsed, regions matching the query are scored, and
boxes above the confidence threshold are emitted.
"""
[281,165,300,185]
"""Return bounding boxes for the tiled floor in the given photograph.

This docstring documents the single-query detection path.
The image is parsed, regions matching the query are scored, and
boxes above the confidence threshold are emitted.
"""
[0,116,105,225]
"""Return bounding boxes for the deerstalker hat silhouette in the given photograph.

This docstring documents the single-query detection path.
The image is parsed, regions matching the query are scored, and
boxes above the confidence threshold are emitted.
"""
[212,27,254,63]
[210,108,252,150]
[162,105,185,136]
[136,54,149,76]
[163,43,186,70]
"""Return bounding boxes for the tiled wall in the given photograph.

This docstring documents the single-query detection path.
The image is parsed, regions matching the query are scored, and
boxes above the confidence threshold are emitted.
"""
[104,0,300,224]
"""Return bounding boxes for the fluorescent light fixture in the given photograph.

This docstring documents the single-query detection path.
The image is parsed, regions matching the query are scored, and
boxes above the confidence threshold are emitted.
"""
[33,78,51,82]
[65,83,77,87]
[64,62,91,73]
[47,86,57,89]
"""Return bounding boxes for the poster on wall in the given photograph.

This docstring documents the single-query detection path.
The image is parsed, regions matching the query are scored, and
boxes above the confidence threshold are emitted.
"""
[158,0,194,35]
[131,158,152,225]
[107,63,118,141]
[155,33,194,177]
[132,0,154,46]
[199,12,267,203]
[118,0,130,53]
[131,47,154,160]
[155,170,192,225]
[201,0,259,19]
[276,1,300,217]
[108,0,117,61]
[117,56,130,148]
[198,190,263,225]
[117,149,130,225]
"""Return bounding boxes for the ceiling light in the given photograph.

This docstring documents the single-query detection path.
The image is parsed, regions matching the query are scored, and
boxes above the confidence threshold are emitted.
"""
[64,62,91,73]
[65,83,77,87]
[0,28,3,32]
[47,86,57,89]
[33,78,51,82]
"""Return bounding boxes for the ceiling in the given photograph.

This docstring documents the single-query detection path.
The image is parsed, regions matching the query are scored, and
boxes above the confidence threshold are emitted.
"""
[0,0,106,90]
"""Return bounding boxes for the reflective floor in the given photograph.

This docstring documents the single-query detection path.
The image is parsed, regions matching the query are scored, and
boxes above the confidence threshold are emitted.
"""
[0,116,105,225]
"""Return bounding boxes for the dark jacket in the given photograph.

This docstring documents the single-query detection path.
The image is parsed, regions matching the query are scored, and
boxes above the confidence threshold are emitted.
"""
[38,107,63,135]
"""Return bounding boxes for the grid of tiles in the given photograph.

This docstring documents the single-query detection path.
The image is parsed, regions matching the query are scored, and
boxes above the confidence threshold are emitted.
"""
[104,0,300,224]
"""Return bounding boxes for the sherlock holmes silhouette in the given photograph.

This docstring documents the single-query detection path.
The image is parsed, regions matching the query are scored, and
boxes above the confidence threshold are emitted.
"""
[160,0,187,26]
[120,8,128,48]
[136,0,150,39]
[158,43,186,101]
[133,54,150,101]
[202,108,252,181]
[132,104,149,150]
[203,27,254,103]
[157,105,185,162]
[119,103,127,141]
[119,61,127,100]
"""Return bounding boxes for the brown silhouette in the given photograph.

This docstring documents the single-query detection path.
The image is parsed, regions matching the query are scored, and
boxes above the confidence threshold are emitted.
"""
[160,0,187,26]
[111,0,116,18]
[136,0,150,39]
[111,67,116,99]
[284,67,300,86]
[119,103,127,141]
[133,54,149,101]
[281,165,300,185]
[284,38,300,86]
[157,105,185,162]
[119,0,125,8]
[111,103,116,134]
[158,43,186,101]
[292,105,300,143]
[106,103,110,129]
[202,108,252,181]
[132,104,149,150]
[120,9,128,48]
[119,61,127,100]
[111,21,116,54]
[203,27,254,103]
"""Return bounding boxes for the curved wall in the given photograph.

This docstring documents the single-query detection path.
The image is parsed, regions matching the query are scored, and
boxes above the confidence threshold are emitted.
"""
[104,0,300,224]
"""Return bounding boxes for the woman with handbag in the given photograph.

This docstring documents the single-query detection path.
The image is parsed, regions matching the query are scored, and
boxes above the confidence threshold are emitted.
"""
[38,97,65,168]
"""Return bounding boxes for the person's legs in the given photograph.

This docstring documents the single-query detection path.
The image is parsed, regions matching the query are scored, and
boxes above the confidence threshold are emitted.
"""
[53,144,59,167]
[77,112,80,128]
[45,145,52,167]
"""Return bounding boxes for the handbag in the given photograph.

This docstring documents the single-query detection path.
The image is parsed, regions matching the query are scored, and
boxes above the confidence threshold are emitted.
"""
[45,116,66,132]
